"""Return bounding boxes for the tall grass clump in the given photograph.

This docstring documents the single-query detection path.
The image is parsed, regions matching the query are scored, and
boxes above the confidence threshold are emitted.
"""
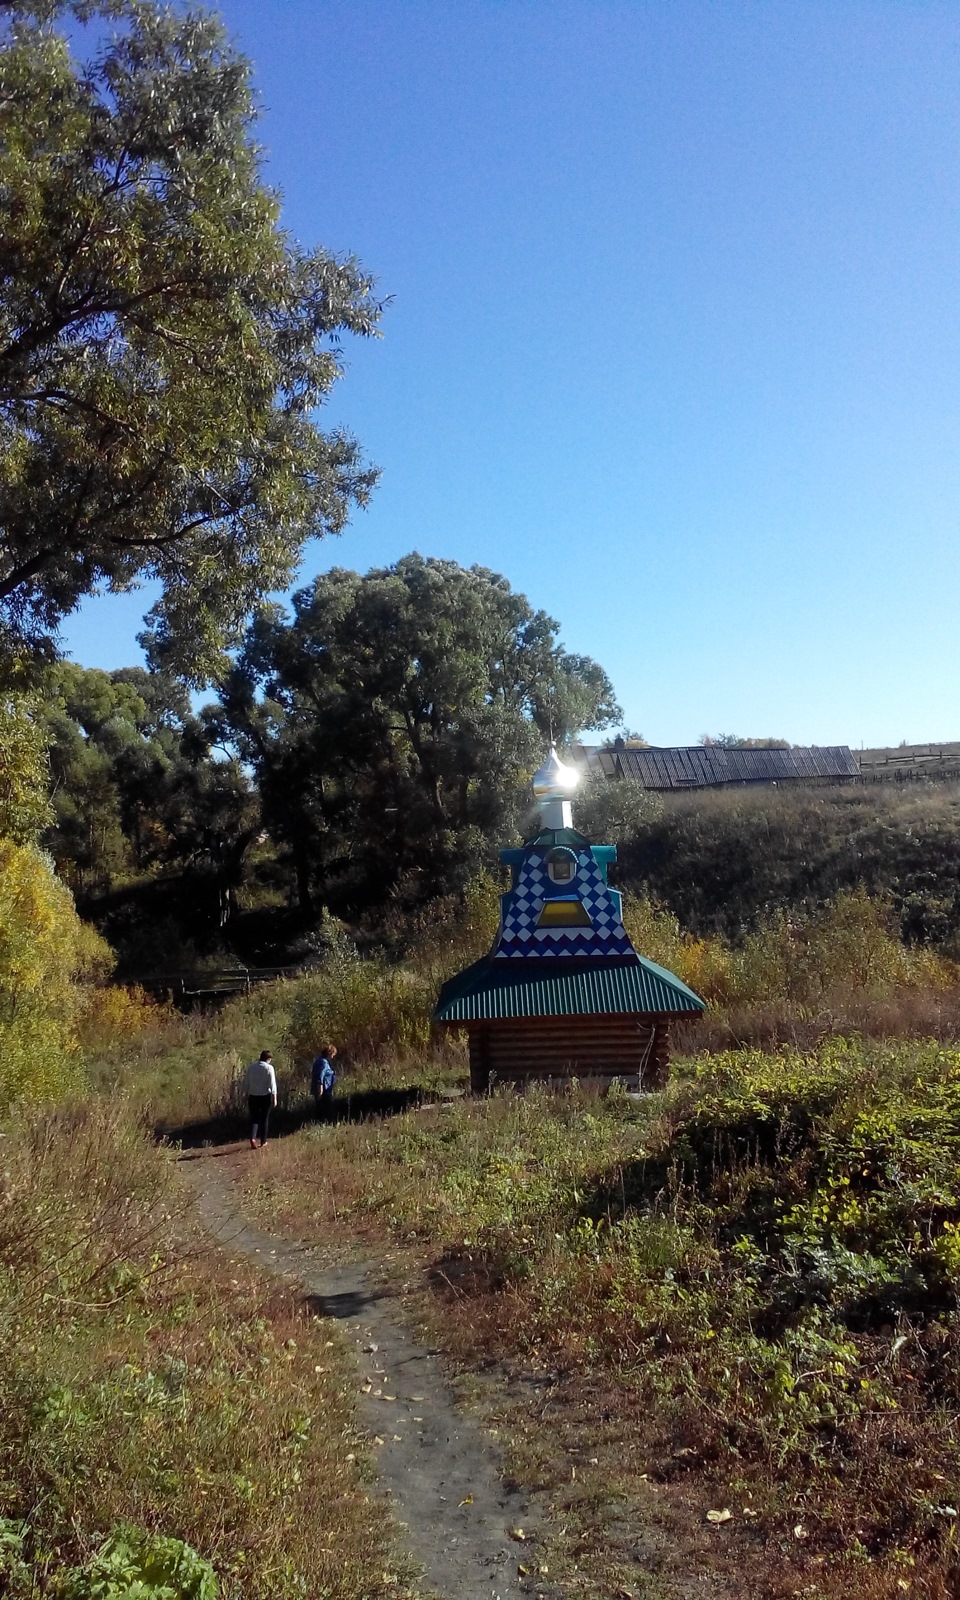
[624,887,959,1046]
[285,955,434,1067]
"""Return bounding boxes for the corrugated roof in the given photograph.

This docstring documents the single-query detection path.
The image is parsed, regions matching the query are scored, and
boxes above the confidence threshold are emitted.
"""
[596,745,859,790]
[433,955,705,1023]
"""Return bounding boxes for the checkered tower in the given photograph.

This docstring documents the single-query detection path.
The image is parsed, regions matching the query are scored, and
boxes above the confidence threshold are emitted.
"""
[493,747,638,961]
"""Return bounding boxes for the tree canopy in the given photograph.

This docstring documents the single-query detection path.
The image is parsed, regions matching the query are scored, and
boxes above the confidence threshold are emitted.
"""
[217,554,621,911]
[42,661,257,916]
[0,692,52,841]
[0,0,381,678]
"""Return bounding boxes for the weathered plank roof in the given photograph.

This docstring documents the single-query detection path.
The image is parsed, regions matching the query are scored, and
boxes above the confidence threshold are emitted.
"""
[595,745,859,790]
[433,955,705,1023]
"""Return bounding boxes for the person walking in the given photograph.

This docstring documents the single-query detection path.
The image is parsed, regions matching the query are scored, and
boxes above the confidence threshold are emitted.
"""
[246,1050,277,1149]
[311,1044,337,1119]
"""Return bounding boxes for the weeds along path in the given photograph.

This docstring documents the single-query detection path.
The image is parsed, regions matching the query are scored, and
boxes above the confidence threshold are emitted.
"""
[179,1151,541,1600]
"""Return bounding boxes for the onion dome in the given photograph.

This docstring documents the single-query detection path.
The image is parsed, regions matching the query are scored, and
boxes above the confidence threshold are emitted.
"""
[532,743,580,802]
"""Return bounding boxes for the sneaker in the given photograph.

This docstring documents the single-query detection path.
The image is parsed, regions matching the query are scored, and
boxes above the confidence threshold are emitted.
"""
[250,1138,257,1149]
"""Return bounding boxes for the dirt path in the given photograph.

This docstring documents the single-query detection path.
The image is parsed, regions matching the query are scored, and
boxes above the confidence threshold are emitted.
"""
[179,1152,544,1600]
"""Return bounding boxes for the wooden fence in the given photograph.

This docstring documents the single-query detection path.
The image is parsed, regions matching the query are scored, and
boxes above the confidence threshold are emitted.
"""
[142,965,303,1004]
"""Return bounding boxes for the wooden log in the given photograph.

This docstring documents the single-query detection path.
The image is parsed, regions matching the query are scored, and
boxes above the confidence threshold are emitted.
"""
[463,1014,677,1091]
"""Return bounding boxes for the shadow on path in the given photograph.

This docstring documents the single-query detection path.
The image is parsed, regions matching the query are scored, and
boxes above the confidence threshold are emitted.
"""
[167,1084,435,1150]
[302,1287,381,1321]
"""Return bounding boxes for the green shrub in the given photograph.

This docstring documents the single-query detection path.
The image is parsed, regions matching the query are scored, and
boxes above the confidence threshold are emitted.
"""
[284,953,433,1070]
[59,1526,217,1600]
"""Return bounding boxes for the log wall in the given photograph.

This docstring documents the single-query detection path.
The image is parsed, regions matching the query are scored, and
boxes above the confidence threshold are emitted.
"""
[467,1015,672,1093]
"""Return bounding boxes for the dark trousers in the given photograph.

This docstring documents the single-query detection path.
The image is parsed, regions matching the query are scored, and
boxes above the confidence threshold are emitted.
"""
[248,1094,272,1143]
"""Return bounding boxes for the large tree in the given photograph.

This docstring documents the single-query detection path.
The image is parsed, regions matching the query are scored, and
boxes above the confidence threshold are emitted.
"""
[0,0,381,678]
[43,660,258,909]
[217,554,621,912]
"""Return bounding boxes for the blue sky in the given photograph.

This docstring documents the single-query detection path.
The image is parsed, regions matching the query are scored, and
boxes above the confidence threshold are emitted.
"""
[62,0,960,746]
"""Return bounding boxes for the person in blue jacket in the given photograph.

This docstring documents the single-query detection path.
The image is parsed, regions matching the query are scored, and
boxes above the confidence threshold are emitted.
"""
[311,1044,337,1118]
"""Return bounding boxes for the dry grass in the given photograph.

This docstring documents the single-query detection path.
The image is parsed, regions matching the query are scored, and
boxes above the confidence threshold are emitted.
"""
[0,1097,421,1599]
[234,1046,960,1600]
[47,885,960,1596]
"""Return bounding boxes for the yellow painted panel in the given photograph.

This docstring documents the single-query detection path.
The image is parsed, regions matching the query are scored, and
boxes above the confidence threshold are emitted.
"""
[537,898,592,929]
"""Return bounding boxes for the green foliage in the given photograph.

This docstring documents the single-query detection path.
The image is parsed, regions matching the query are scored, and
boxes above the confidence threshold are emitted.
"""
[0,0,380,677]
[0,692,52,842]
[219,555,620,912]
[43,662,258,905]
[59,1526,217,1600]
[571,770,661,845]
[0,1520,31,1593]
[651,1037,960,1306]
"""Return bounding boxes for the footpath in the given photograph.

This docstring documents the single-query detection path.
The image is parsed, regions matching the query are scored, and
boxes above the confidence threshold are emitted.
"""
[179,1152,543,1600]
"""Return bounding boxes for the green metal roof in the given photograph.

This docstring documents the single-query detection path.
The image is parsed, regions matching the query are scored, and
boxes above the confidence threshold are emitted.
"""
[433,955,705,1024]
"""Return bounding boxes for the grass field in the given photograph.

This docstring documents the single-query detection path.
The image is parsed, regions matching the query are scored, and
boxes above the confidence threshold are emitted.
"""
[233,1036,960,1600]
[0,1096,420,1600]
[8,868,960,1598]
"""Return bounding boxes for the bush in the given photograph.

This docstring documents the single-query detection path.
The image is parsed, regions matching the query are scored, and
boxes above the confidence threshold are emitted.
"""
[624,887,957,1046]
[0,693,52,844]
[60,1525,217,1600]
[284,953,434,1073]
[0,838,112,1107]
[75,983,165,1054]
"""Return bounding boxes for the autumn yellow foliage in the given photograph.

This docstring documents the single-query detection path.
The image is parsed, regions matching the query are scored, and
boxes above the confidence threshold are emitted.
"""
[0,837,112,1106]
[623,886,955,1010]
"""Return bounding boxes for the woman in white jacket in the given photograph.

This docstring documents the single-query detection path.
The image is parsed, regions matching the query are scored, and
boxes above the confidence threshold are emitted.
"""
[245,1050,277,1148]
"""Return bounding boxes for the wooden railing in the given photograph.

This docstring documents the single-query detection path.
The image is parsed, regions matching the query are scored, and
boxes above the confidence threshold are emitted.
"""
[142,964,302,1001]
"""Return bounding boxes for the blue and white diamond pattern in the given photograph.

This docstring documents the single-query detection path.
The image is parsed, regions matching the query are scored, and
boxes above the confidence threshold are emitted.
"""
[495,847,635,960]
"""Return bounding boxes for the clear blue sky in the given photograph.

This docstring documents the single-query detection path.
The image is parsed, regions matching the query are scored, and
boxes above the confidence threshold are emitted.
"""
[61,0,960,747]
